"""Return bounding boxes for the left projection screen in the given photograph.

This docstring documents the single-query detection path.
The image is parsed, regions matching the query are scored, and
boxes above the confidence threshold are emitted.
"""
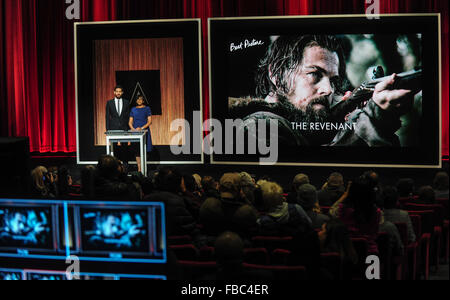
[75,19,203,164]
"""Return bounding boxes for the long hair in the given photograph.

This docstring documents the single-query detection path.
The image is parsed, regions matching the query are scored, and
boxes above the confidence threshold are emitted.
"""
[259,181,284,212]
[323,219,358,264]
[31,166,48,192]
[345,176,377,224]
[255,35,351,99]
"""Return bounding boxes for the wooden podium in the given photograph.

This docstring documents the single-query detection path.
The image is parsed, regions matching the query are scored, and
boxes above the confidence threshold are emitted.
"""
[105,130,148,176]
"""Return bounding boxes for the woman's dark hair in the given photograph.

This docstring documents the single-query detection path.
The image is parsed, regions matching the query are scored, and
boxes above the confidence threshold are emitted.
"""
[345,176,377,224]
[155,167,182,193]
[57,165,70,197]
[433,171,449,191]
[396,178,415,197]
[201,176,217,191]
[256,35,351,99]
[381,186,399,209]
[183,174,197,193]
[97,155,120,180]
[135,95,146,105]
[81,165,96,199]
[417,185,436,204]
[140,177,154,196]
[252,185,265,212]
[323,219,357,264]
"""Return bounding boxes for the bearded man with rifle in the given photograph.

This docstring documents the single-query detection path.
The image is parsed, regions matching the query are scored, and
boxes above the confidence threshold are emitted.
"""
[229,35,422,147]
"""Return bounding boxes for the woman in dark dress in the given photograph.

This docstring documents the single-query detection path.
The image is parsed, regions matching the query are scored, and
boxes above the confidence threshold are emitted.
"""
[128,95,153,173]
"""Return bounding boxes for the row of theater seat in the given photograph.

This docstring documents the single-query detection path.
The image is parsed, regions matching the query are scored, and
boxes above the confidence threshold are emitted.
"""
[168,198,449,280]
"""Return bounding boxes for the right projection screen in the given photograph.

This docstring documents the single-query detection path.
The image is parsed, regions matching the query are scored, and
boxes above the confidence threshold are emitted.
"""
[208,14,441,168]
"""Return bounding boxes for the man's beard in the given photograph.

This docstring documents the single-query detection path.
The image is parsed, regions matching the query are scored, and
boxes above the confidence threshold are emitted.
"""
[278,95,337,145]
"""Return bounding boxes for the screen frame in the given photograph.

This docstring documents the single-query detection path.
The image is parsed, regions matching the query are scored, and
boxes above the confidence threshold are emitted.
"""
[76,205,153,257]
[208,14,442,168]
[0,199,167,264]
[74,19,204,165]
[0,203,59,253]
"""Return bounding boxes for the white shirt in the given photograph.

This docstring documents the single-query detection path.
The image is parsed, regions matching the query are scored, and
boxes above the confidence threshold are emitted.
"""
[115,98,122,115]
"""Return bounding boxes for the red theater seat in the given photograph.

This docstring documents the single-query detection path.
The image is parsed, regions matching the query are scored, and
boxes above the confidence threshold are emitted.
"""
[243,248,270,265]
[320,252,341,280]
[408,212,432,280]
[406,204,444,272]
[198,246,215,262]
[243,263,307,280]
[177,261,217,280]
[350,238,369,280]
[169,244,198,261]
[251,236,293,252]
[168,235,192,245]
[271,249,291,266]
[394,222,414,279]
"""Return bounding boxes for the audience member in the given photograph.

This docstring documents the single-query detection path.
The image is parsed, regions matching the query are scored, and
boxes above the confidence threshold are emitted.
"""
[231,204,258,246]
[318,172,345,207]
[318,219,358,279]
[362,170,383,208]
[297,184,330,229]
[286,173,310,203]
[201,176,220,201]
[381,186,416,243]
[205,232,272,280]
[192,173,202,191]
[219,173,249,219]
[416,185,436,204]
[30,166,57,199]
[239,172,257,205]
[379,219,404,256]
[197,197,226,247]
[433,171,449,199]
[144,167,197,237]
[330,177,382,254]
[397,178,415,198]
[80,165,96,199]
[181,174,202,220]
[94,155,141,201]
[257,181,312,237]
[56,165,73,199]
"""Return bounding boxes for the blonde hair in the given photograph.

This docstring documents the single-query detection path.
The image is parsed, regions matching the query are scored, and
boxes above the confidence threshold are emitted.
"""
[31,166,48,191]
[260,181,284,212]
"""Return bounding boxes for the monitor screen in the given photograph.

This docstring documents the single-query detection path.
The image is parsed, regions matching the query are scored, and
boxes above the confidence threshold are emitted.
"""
[0,269,23,280]
[78,207,150,255]
[0,205,56,251]
[25,271,66,281]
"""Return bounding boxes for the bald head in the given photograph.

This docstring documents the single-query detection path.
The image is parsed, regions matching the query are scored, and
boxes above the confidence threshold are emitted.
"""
[232,205,257,230]
[215,231,244,265]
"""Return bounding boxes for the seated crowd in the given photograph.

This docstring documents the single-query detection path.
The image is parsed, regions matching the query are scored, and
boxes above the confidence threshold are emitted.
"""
[29,155,449,280]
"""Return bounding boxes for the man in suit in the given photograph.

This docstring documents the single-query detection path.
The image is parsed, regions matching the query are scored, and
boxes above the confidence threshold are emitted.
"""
[106,85,131,164]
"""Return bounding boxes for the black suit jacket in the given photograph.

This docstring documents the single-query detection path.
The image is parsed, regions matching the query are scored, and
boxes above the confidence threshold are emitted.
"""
[106,99,130,131]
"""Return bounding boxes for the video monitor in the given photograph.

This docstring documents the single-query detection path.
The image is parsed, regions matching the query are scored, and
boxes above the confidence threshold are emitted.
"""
[0,204,57,253]
[0,269,24,280]
[25,270,66,280]
[209,15,441,167]
[78,207,150,255]
[75,202,166,262]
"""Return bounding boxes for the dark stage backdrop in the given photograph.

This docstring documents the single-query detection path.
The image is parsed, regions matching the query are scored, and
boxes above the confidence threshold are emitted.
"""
[93,38,184,146]
[0,0,448,157]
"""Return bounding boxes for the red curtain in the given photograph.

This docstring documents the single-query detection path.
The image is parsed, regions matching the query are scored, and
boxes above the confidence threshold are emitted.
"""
[0,0,448,156]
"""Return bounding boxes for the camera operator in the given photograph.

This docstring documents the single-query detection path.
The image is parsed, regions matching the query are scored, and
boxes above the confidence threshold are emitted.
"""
[93,155,142,201]
[30,166,58,199]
